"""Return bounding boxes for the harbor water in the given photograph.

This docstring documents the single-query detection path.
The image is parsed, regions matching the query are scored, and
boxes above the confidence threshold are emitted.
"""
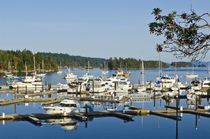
[0,67,210,139]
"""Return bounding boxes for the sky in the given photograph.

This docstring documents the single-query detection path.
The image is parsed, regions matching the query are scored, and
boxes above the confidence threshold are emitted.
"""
[0,0,209,62]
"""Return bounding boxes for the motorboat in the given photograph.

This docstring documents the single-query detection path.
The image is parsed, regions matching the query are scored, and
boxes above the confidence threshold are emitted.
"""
[64,69,77,80]
[102,70,109,75]
[80,73,94,81]
[185,73,198,79]
[57,70,63,74]
[11,76,43,89]
[43,99,80,114]
[113,70,131,77]
[4,72,13,78]
[202,77,210,88]
[155,75,177,90]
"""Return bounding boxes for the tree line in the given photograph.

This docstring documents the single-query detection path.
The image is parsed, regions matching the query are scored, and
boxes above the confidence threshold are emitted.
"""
[0,49,205,73]
[107,57,168,69]
[0,49,58,72]
[41,52,106,68]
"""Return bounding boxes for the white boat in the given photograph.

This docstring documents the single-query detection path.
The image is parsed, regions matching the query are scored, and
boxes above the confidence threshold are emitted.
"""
[113,70,131,77]
[4,72,13,78]
[155,75,177,90]
[187,92,196,101]
[64,69,77,80]
[81,73,94,80]
[57,70,63,74]
[185,73,198,79]
[202,77,210,88]
[102,62,109,75]
[11,75,43,89]
[137,86,147,92]
[43,99,80,114]
[185,65,198,79]
[102,70,109,75]
[88,78,110,93]
[36,73,46,77]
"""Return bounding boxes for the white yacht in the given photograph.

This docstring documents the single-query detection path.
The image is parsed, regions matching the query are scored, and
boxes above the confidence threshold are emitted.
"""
[43,99,80,114]
[202,77,210,88]
[185,73,198,79]
[64,69,77,80]
[113,70,131,77]
[11,76,43,89]
[81,73,94,80]
[155,75,177,90]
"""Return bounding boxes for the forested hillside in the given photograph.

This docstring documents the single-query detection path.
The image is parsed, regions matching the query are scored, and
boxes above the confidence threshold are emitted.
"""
[107,57,168,69]
[41,52,106,67]
[0,50,58,72]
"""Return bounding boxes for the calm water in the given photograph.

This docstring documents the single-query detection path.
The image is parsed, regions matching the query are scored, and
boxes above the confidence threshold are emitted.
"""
[0,67,210,139]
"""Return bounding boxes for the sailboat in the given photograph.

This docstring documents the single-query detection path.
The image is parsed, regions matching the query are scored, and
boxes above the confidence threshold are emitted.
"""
[185,62,198,79]
[102,62,109,75]
[36,59,46,77]
[137,58,146,92]
[57,61,63,74]
[84,61,93,70]
[113,63,131,77]
[32,57,46,77]
[11,62,43,89]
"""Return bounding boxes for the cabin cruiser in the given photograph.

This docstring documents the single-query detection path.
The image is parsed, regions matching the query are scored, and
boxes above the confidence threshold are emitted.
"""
[191,80,201,91]
[64,69,77,80]
[88,78,110,93]
[11,76,43,89]
[43,99,80,114]
[4,72,13,78]
[202,77,210,88]
[185,72,198,79]
[113,70,131,77]
[102,70,109,75]
[80,73,94,80]
[105,77,132,93]
[154,75,177,91]
[57,70,63,74]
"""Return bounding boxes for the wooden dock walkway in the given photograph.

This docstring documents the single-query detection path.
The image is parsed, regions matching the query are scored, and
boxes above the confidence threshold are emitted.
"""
[0,111,134,124]
[16,90,58,97]
[165,105,210,117]
[0,98,64,106]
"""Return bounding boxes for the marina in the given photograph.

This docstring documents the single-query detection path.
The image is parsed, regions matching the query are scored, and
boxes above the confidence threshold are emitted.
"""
[0,67,210,139]
[0,1,210,138]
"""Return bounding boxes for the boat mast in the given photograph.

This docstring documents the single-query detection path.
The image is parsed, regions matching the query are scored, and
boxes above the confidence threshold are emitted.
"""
[87,61,90,73]
[158,52,162,78]
[42,59,45,73]
[33,56,36,75]
[8,61,11,72]
[25,62,28,76]
[141,58,145,85]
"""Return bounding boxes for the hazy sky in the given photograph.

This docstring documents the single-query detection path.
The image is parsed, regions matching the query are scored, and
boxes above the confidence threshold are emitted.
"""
[0,0,209,62]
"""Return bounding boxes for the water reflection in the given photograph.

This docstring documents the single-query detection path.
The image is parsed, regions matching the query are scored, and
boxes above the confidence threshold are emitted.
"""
[44,117,79,131]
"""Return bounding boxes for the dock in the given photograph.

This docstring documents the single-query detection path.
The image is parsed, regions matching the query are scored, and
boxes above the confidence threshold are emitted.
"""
[0,111,134,125]
[0,98,64,106]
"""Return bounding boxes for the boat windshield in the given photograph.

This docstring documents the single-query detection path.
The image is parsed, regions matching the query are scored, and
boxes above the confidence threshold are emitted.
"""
[60,103,77,107]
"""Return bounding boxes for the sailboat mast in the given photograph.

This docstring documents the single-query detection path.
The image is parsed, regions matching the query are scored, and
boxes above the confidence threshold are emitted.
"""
[141,58,145,85]
[33,56,36,74]
[88,61,90,73]
[8,61,11,72]
[42,59,44,73]
[158,52,161,78]
[25,62,28,76]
